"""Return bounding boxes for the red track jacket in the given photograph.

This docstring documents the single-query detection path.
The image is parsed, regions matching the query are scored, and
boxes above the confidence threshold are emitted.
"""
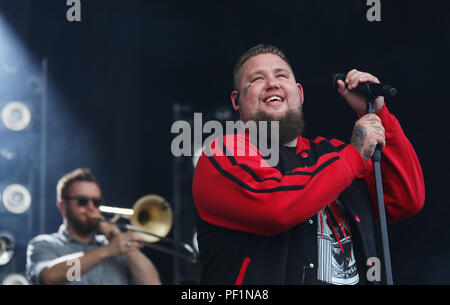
[192,104,425,284]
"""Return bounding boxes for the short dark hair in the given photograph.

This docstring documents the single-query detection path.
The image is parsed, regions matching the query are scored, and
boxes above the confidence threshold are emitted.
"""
[56,168,99,202]
[233,44,293,90]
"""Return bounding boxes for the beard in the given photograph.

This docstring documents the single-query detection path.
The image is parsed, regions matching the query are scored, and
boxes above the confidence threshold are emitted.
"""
[65,208,97,236]
[246,106,305,146]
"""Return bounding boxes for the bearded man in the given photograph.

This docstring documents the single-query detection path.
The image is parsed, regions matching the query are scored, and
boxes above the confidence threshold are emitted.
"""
[192,44,425,285]
[26,168,161,285]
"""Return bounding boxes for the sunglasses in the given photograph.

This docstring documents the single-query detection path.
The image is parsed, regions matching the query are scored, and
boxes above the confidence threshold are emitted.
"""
[64,196,104,208]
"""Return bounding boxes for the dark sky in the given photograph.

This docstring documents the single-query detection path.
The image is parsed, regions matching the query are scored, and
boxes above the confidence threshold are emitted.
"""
[0,0,448,284]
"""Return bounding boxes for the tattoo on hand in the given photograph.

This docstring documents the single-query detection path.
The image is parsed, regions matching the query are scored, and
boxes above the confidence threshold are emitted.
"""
[363,142,376,160]
[350,125,367,154]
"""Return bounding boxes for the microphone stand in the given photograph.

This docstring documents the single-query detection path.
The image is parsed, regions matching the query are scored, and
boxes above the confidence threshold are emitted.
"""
[366,96,394,285]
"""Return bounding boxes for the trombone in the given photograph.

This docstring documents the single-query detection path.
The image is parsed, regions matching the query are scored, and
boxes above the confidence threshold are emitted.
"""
[95,194,198,263]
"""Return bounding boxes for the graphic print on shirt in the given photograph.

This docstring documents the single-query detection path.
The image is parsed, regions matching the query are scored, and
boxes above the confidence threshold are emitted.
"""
[316,199,359,285]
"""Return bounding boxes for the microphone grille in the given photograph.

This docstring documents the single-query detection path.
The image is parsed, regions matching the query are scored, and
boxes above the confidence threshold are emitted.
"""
[331,73,345,88]
[382,85,398,97]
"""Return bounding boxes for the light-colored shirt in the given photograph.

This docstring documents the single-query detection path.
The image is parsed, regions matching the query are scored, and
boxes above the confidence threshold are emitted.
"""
[26,224,132,285]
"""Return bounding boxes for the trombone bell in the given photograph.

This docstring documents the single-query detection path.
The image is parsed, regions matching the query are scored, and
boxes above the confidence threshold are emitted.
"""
[130,194,173,243]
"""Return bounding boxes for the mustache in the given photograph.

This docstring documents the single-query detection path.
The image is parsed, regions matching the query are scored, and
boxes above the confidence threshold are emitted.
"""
[66,209,97,235]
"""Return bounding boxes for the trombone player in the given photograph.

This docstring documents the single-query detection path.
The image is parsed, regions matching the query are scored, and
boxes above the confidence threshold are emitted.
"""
[26,168,161,285]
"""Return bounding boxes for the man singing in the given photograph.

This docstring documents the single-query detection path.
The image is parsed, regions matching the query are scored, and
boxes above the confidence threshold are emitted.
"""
[192,44,425,285]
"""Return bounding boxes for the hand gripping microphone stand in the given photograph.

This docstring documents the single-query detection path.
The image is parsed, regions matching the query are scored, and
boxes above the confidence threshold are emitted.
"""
[366,95,394,285]
[332,73,397,285]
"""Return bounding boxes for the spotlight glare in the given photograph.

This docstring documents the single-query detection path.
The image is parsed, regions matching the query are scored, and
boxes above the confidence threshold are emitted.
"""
[2,101,31,131]
[2,184,31,214]
[2,274,29,285]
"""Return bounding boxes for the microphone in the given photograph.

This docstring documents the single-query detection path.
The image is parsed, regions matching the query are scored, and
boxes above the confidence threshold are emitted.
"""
[332,73,397,98]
